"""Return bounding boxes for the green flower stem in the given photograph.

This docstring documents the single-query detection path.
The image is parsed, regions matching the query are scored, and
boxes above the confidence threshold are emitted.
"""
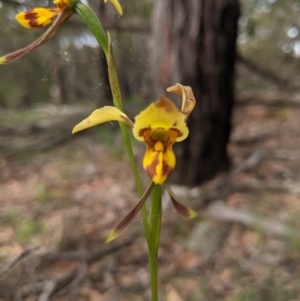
[75,3,160,299]
[149,252,159,301]
[109,63,151,248]
[150,185,162,253]
[107,40,124,111]
[108,56,156,295]
[74,1,143,196]
[105,38,152,245]
[106,35,161,301]
[149,184,162,301]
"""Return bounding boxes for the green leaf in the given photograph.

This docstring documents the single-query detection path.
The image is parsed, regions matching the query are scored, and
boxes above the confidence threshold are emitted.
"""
[74,2,108,56]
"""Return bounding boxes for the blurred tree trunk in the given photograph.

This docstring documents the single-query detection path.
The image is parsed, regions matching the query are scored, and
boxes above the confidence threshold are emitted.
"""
[152,0,240,186]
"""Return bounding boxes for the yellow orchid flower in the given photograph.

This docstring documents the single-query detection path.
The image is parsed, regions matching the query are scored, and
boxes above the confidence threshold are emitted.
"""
[132,97,188,184]
[0,0,73,64]
[73,83,195,184]
[104,0,123,15]
[15,0,72,29]
[72,83,197,241]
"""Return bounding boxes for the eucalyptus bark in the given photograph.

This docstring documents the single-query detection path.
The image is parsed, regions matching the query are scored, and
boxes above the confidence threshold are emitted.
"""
[152,0,240,186]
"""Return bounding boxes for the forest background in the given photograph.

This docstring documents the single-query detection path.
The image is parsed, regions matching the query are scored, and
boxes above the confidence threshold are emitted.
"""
[1,0,300,300]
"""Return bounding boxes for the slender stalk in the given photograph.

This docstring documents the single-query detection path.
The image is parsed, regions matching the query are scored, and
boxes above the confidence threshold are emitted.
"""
[107,41,161,300]
[150,185,162,252]
[75,4,159,299]
[75,1,150,237]
[106,34,160,301]
[148,185,162,301]
[105,38,152,245]
[149,252,159,301]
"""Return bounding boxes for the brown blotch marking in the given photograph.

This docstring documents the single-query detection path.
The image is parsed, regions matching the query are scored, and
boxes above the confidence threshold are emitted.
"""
[57,1,69,9]
[167,129,182,145]
[25,9,57,27]
[170,128,182,137]
[145,153,159,178]
[154,97,177,113]
[24,11,42,27]
[138,127,150,138]
[162,159,173,178]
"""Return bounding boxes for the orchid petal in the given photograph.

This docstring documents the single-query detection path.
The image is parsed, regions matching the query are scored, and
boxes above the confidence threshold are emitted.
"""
[0,57,7,64]
[143,143,175,185]
[132,97,188,143]
[165,185,197,218]
[106,182,154,243]
[53,0,72,9]
[166,83,196,119]
[15,8,60,29]
[72,106,133,134]
[0,10,72,64]
[104,0,123,15]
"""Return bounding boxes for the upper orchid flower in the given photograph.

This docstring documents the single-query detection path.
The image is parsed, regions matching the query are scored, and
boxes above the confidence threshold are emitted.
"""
[13,0,122,29]
[15,0,73,29]
[0,0,123,64]
[0,0,74,64]
[72,83,195,185]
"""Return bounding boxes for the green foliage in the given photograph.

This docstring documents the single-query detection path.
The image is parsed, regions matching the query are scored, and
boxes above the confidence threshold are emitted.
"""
[4,209,45,243]
[284,209,300,253]
[35,182,50,206]
[15,219,45,243]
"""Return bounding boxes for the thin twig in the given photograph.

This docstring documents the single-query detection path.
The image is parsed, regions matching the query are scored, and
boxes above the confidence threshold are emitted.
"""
[39,236,135,264]
[18,268,78,300]
[37,280,56,301]
[206,201,300,240]
[0,247,38,278]
[51,263,87,298]
[16,281,47,301]
[9,237,134,300]
[237,53,295,90]
[231,147,267,176]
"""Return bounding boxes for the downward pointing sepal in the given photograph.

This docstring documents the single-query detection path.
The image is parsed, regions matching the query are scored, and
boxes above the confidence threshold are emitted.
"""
[165,185,197,218]
[106,182,154,243]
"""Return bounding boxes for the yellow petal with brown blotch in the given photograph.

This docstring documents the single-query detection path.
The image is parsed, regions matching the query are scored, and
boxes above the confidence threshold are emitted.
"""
[15,8,60,29]
[132,97,188,143]
[53,0,72,9]
[72,106,134,134]
[143,143,176,184]
[1,10,72,64]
